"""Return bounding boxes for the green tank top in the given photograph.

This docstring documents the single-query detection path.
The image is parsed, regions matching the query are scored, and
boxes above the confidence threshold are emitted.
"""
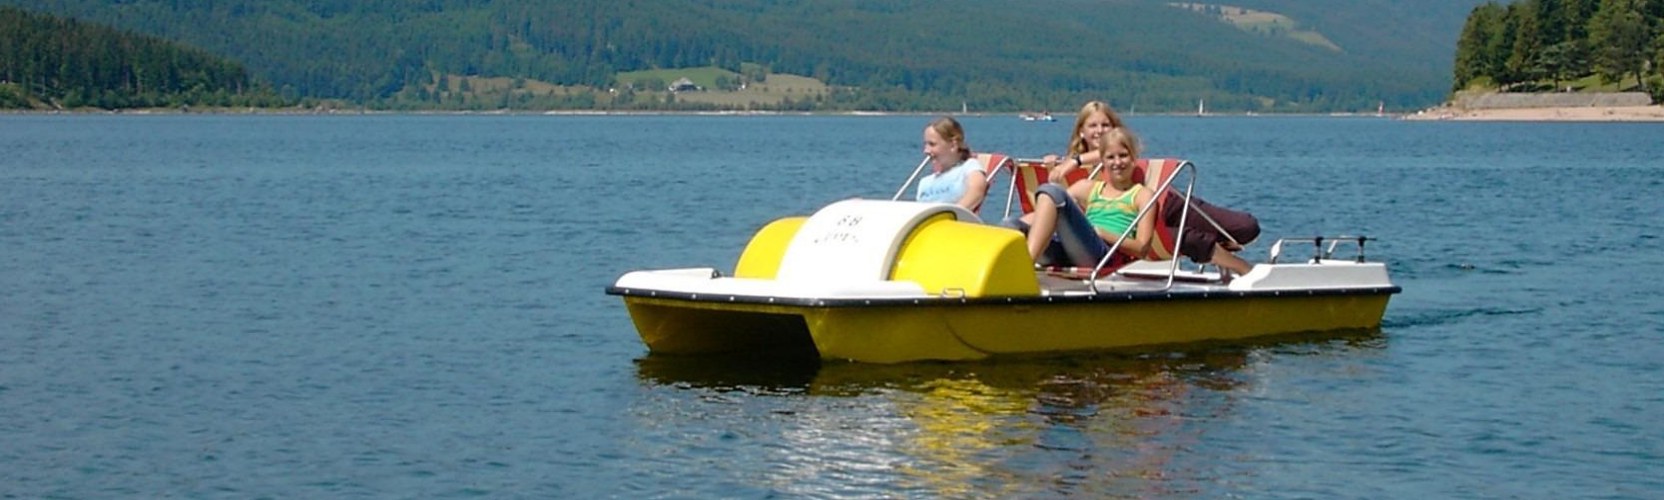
[1085,181,1141,237]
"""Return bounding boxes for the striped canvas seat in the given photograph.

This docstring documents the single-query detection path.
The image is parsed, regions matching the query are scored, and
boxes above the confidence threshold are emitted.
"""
[970,153,1014,213]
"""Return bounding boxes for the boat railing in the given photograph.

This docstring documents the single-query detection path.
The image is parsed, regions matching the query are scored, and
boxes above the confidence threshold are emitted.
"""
[892,155,1009,208]
[1267,235,1375,264]
[891,156,933,202]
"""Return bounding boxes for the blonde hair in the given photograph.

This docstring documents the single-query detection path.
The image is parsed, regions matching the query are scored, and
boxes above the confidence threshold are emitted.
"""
[1067,101,1126,156]
[1097,127,1141,159]
[928,116,972,159]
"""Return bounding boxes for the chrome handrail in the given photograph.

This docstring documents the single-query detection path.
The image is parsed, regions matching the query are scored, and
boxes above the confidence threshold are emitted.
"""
[999,158,1034,221]
[1268,235,1374,264]
[1003,176,1017,218]
[891,156,932,201]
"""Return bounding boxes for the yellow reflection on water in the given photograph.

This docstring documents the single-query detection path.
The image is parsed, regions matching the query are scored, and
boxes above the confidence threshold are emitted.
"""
[632,329,1384,497]
[891,377,1035,498]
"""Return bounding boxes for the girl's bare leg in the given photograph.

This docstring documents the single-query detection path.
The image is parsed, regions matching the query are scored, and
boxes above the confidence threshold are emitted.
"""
[1027,197,1060,260]
[1211,244,1253,275]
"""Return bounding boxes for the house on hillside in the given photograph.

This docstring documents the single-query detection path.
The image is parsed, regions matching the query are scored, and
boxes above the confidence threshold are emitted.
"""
[668,77,700,92]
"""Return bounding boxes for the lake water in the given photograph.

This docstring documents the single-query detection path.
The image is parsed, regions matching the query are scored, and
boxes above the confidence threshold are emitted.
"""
[2,113,1661,498]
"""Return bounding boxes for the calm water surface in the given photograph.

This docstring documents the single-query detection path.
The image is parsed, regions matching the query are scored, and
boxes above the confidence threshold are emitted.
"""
[2,114,1661,498]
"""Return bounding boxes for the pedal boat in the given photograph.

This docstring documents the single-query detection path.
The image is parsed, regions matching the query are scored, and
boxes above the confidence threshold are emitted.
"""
[607,159,1400,364]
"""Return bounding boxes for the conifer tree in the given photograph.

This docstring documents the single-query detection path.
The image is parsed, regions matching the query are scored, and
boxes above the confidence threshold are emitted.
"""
[1454,3,1508,90]
[1507,0,1547,86]
[1589,0,1653,91]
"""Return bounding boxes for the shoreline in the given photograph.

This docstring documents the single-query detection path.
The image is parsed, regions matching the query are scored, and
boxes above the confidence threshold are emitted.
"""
[9,105,1663,121]
[1401,105,1664,122]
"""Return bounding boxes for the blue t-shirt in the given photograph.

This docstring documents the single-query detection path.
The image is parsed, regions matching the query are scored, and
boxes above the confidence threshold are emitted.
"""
[915,158,986,204]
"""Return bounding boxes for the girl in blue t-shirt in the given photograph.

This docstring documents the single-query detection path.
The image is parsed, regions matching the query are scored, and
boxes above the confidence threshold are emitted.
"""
[915,117,987,211]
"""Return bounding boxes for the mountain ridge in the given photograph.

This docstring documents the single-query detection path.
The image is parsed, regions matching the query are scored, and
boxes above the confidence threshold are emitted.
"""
[0,0,1490,112]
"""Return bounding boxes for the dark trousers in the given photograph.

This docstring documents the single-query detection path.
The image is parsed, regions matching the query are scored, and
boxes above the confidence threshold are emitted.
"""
[1161,192,1259,263]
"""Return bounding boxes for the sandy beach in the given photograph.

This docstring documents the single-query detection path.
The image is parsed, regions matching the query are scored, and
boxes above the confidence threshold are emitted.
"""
[1402,105,1664,122]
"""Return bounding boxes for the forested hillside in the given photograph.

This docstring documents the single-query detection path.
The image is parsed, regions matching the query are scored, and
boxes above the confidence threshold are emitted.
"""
[1453,0,1664,100]
[1,0,1488,112]
[1226,0,1483,67]
[0,7,282,109]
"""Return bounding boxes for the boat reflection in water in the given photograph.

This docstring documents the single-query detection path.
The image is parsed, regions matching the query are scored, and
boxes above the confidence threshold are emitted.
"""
[631,329,1385,497]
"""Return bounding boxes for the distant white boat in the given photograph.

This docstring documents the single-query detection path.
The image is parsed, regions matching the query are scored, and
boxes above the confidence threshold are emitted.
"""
[1197,98,1206,116]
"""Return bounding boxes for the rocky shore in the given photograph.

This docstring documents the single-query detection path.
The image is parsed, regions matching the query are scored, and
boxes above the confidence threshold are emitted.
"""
[1402,105,1664,122]
[1403,91,1664,122]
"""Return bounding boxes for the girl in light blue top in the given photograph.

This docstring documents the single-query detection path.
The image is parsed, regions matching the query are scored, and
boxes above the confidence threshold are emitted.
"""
[915,116,987,212]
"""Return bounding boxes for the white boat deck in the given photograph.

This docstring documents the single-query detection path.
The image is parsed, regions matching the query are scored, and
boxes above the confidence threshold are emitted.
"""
[1037,269,1226,296]
[1036,258,1393,297]
[613,257,1395,304]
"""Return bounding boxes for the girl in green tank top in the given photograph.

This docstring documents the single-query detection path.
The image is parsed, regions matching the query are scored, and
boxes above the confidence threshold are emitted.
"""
[1085,181,1143,238]
[1013,127,1158,264]
[1069,129,1155,255]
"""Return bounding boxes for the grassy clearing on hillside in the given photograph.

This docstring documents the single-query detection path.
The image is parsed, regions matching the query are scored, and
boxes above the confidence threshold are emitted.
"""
[438,75,586,95]
[1561,74,1644,92]
[672,74,829,107]
[616,67,828,107]
[616,67,736,90]
[426,67,828,109]
[1169,3,1341,52]
[1460,73,1647,94]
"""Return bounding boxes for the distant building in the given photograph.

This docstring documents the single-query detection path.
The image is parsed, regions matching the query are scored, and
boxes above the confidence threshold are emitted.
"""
[668,78,700,92]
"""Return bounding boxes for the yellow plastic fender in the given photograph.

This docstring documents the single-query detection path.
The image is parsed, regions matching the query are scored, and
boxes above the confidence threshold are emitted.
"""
[733,216,806,279]
[890,215,1039,298]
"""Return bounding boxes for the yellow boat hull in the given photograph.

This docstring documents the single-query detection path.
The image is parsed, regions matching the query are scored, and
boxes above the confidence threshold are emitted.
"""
[622,291,1392,363]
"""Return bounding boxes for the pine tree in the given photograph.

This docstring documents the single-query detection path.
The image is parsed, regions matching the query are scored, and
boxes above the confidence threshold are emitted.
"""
[1507,1,1547,87]
[1589,0,1653,91]
[1454,4,1508,90]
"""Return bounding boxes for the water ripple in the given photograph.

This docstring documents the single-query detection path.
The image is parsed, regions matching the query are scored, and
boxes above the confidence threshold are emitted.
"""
[4,115,1663,497]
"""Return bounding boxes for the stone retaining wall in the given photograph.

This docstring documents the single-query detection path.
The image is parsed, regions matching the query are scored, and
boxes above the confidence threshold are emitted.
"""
[1454,92,1652,109]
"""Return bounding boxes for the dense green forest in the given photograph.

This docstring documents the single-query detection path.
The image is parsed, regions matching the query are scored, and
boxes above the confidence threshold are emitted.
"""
[1453,0,1664,99]
[0,6,283,109]
[3,0,1488,112]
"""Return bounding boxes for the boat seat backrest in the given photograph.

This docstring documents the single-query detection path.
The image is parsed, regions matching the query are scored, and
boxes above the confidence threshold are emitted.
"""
[1009,158,1088,214]
[1132,158,1183,261]
[970,152,1014,213]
